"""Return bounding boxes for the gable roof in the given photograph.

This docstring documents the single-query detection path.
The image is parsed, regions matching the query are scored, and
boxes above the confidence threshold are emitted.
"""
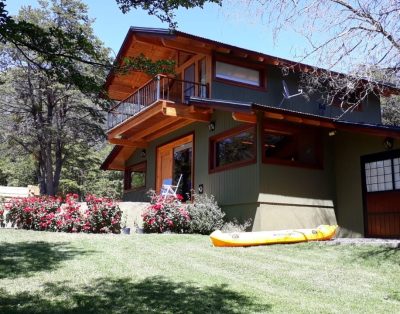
[104,27,399,101]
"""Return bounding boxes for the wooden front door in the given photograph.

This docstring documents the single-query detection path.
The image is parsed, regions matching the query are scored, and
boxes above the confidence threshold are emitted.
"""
[361,150,400,238]
[156,146,173,193]
[156,134,194,199]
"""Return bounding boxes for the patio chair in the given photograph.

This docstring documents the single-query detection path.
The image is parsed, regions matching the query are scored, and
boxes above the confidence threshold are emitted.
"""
[161,174,183,199]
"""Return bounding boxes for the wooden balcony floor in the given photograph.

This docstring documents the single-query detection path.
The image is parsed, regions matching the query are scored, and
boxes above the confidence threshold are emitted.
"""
[107,101,212,149]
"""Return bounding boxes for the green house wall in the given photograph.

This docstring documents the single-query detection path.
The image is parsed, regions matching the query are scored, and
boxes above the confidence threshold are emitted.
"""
[123,110,395,236]
[212,66,382,124]
[124,111,259,207]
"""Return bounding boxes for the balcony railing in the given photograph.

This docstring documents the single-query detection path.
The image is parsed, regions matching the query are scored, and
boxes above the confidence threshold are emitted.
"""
[108,74,209,130]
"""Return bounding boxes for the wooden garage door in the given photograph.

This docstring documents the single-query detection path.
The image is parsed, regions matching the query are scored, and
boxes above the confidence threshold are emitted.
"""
[361,150,400,238]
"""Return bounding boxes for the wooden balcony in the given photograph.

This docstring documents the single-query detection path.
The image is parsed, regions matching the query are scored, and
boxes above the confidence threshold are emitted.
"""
[108,74,209,130]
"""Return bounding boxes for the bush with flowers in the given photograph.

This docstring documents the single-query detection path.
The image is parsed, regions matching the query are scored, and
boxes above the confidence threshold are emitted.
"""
[4,194,122,233]
[0,207,4,227]
[142,190,190,233]
[83,194,122,233]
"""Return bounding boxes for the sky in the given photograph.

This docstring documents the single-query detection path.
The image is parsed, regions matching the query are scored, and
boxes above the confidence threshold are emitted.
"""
[7,0,308,63]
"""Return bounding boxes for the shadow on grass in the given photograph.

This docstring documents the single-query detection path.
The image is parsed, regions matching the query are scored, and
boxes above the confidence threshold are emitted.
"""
[354,246,399,266]
[0,241,93,279]
[0,276,271,313]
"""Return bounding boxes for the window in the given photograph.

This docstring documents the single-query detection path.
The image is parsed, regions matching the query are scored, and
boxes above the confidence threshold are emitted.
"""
[215,61,263,87]
[210,125,256,172]
[198,58,207,97]
[124,162,146,191]
[263,121,322,168]
[364,156,400,192]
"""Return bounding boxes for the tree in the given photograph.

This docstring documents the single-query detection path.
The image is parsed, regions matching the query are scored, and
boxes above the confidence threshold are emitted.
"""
[58,143,123,200]
[0,0,176,95]
[0,0,109,195]
[224,0,399,116]
[115,0,221,28]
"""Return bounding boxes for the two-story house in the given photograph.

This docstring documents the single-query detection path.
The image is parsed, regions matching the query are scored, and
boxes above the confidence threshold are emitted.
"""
[101,27,400,238]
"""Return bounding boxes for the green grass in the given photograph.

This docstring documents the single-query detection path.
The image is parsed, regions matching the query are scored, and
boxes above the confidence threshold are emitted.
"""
[0,230,399,313]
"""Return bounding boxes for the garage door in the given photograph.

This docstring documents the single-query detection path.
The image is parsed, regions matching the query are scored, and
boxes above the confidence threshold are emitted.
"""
[361,150,400,238]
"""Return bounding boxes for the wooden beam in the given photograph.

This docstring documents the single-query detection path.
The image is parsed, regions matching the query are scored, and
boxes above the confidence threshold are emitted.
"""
[126,117,178,140]
[286,116,303,124]
[145,119,193,142]
[162,103,211,122]
[232,112,257,124]
[264,112,285,120]
[176,54,206,74]
[108,83,135,95]
[216,47,231,54]
[107,102,163,139]
[108,138,147,148]
[160,38,211,55]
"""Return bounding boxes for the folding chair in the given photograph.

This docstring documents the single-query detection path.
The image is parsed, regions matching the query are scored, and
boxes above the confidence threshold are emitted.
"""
[160,174,183,200]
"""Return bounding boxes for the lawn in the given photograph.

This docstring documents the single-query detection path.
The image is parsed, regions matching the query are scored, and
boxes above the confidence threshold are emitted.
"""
[0,230,399,313]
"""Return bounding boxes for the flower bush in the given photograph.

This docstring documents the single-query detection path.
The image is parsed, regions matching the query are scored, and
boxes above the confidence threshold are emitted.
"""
[84,194,122,233]
[142,190,190,233]
[0,207,4,227]
[5,195,62,231]
[4,194,121,234]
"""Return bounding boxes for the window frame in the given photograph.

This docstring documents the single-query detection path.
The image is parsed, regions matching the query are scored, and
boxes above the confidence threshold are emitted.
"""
[213,55,266,90]
[209,124,257,173]
[262,120,323,169]
[361,149,400,194]
[124,161,147,192]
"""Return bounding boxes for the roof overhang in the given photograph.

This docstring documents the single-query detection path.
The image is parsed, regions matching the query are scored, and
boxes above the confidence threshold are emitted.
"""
[104,27,400,101]
[101,98,400,171]
[252,103,400,139]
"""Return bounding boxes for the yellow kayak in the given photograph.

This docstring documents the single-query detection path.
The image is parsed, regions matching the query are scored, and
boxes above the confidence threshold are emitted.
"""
[210,225,338,247]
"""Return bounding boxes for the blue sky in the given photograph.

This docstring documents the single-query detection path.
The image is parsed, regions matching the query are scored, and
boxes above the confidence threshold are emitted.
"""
[8,0,307,62]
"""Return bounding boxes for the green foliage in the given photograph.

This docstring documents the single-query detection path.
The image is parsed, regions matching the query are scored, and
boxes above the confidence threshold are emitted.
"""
[59,144,123,200]
[116,0,222,28]
[186,193,225,234]
[120,53,175,77]
[381,96,400,126]
[0,0,175,93]
[0,141,37,187]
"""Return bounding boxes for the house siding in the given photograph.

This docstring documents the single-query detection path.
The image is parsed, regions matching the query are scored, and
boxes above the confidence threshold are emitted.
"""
[333,131,400,237]
[253,132,337,231]
[212,65,382,124]
[124,110,260,207]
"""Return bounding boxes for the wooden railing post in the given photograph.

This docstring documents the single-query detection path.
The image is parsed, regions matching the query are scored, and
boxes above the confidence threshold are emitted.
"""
[156,75,161,102]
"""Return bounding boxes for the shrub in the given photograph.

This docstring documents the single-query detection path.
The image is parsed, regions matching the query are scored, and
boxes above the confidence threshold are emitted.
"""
[5,196,62,230]
[186,193,225,235]
[4,194,121,234]
[221,218,253,233]
[0,207,4,227]
[142,190,190,233]
[84,195,122,233]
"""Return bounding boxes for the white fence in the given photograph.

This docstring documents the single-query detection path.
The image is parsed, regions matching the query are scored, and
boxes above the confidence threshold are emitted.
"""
[0,185,39,201]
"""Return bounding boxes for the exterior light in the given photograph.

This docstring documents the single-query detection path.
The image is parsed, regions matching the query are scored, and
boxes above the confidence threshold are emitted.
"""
[208,121,215,132]
[384,137,394,150]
